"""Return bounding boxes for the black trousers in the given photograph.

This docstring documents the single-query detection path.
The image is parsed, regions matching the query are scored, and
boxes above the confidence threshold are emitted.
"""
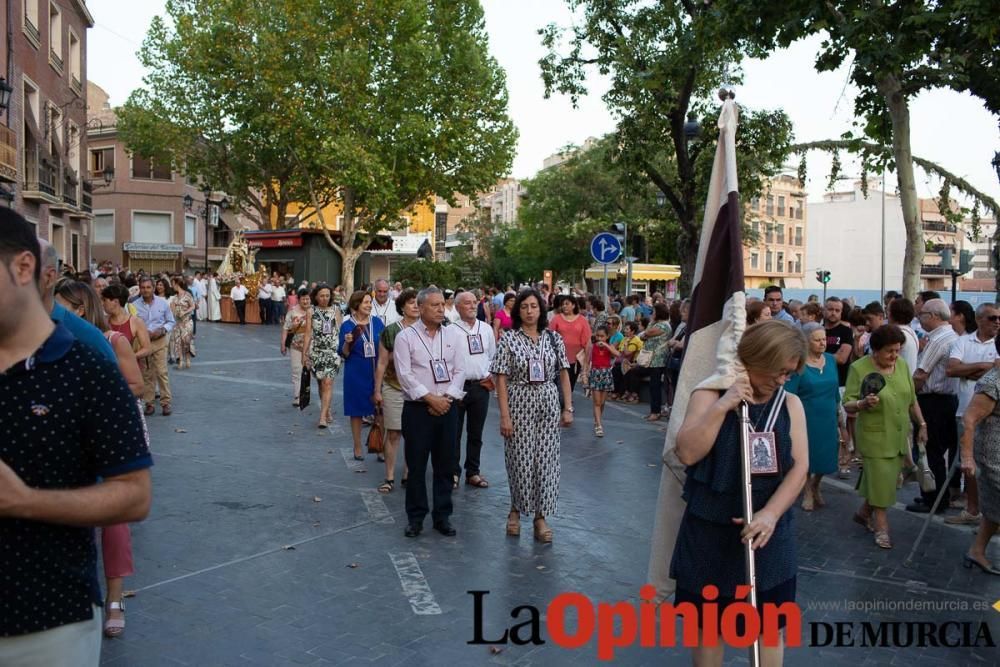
[612,364,626,394]
[455,382,490,478]
[403,401,458,525]
[234,299,246,325]
[567,361,582,391]
[917,393,960,504]
[259,298,271,325]
[625,366,665,413]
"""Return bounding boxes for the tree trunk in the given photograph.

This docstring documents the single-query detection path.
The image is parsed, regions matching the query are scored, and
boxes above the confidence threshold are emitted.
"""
[878,74,923,300]
[677,226,697,296]
[341,246,360,294]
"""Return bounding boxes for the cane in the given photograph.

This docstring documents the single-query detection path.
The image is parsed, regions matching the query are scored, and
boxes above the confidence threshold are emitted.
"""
[739,402,763,666]
[903,454,962,568]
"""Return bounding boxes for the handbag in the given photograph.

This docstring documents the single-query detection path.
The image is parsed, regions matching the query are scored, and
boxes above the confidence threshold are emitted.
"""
[635,349,653,368]
[298,367,312,410]
[366,409,386,454]
[914,442,936,493]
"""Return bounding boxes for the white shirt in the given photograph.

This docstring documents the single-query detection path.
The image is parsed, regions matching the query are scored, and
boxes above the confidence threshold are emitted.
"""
[898,324,919,376]
[917,324,959,395]
[444,306,461,324]
[271,285,286,301]
[230,285,248,301]
[258,283,273,300]
[949,332,997,416]
[371,298,401,326]
[453,318,496,381]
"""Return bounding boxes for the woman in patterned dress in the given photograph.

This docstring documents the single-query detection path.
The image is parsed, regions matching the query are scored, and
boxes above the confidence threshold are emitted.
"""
[302,283,342,428]
[281,288,312,406]
[491,289,573,543]
[635,302,672,421]
[959,367,1000,574]
[168,276,196,369]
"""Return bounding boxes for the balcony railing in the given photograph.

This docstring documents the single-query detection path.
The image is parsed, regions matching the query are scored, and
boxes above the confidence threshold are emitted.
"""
[50,49,64,71]
[24,18,40,43]
[922,221,957,233]
[81,181,93,213]
[24,161,58,197]
[62,183,78,207]
[70,75,82,95]
[0,125,16,181]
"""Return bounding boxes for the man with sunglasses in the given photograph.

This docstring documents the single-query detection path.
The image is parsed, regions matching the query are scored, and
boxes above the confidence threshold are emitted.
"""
[909,298,960,513]
[944,302,1000,523]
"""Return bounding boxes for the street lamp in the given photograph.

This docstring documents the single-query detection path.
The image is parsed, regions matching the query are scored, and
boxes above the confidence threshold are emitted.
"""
[185,188,229,271]
[683,113,701,144]
[0,77,12,111]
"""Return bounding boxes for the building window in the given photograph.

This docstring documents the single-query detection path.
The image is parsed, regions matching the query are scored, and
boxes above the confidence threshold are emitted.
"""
[132,212,172,244]
[765,224,774,244]
[795,253,803,274]
[70,232,79,269]
[90,147,115,179]
[777,195,786,217]
[130,154,172,181]
[750,197,759,210]
[185,214,197,246]
[776,224,785,245]
[68,29,81,93]
[794,226,803,246]
[796,205,804,220]
[49,1,63,71]
[777,251,784,273]
[24,0,40,45]
[750,252,759,270]
[93,212,115,243]
[765,251,773,272]
[765,195,774,217]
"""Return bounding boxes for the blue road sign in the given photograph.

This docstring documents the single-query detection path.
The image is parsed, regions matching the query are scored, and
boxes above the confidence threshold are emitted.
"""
[591,232,623,265]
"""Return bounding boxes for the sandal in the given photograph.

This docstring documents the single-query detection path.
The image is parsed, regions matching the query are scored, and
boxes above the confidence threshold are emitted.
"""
[594,425,604,437]
[377,479,394,494]
[644,414,661,422]
[377,455,386,463]
[104,598,125,638]
[466,474,489,488]
[533,517,553,543]
[353,454,365,461]
[318,421,328,429]
[506,512,520,537]
[874,530,892,549]
[853,512,874,533]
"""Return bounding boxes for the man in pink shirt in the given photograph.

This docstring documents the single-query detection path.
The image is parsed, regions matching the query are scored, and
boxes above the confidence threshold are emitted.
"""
[393,287,467,537]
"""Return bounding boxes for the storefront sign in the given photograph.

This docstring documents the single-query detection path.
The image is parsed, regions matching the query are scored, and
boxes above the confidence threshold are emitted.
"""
[122,242,183,253]
[247,237,303,249]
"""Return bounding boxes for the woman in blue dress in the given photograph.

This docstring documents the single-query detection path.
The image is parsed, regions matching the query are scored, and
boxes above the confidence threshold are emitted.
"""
[671,320,808,665]
[340,290,385,460]
[785,322,843,511]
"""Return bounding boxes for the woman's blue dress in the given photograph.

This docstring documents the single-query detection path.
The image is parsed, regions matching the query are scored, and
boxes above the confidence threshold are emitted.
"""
[339,317,385,417]
[784,353,840,475]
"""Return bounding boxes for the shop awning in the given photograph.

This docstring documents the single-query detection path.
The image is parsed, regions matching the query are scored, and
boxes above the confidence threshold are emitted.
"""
[585,263,681,281]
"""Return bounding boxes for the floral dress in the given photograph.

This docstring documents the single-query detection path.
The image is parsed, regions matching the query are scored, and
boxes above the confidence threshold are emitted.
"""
[308,307,342,380]
[168,291,195,360]
[490,328,570,516]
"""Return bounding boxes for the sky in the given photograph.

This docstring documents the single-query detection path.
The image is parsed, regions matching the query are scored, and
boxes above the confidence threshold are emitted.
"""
[86,0,1000,204]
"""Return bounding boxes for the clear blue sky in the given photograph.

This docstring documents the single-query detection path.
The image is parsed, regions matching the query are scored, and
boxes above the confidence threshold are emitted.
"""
[87,0,1000,205]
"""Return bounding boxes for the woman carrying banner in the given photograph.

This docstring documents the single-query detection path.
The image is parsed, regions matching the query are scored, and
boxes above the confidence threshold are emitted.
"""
[844,324,926,549]
[671,320,808,666]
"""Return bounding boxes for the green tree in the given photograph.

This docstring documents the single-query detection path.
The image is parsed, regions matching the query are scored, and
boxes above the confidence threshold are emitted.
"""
[512,136,675,285]
[392,258,459,290]
[718,0,1000,298]
[540,0,795,293]
[119,0,517,292]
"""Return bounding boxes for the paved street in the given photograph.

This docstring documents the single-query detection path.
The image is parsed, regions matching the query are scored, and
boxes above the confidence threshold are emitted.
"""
[100,322,1000,666]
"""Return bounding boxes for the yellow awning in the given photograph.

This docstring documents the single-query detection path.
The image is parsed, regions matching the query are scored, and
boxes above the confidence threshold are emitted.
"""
[585,263,681,281]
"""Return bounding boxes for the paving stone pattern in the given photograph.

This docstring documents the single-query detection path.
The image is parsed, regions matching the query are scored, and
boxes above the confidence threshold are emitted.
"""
[99,323,1000,666]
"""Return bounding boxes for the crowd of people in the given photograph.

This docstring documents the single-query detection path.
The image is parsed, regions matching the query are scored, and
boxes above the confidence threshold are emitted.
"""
[4,195,1000,666]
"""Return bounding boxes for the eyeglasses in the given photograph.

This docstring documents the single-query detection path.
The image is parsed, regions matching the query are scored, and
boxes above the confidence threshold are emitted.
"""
[986,315,1000,322]
[918,311,933,319]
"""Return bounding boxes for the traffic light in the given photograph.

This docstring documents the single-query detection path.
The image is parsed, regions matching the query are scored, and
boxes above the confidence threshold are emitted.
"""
[815,270,831,284]
[609,222,626,242]
[959,249,974,275]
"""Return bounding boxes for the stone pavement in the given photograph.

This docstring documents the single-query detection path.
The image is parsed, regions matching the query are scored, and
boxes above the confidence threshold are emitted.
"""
[99,322,1000,666]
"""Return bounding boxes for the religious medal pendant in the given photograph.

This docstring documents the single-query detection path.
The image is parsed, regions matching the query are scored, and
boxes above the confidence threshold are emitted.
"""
[749,431,779,476]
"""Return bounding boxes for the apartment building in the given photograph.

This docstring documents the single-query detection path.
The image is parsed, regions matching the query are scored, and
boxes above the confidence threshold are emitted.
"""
[743,174,808,289]
[1,0,94,269]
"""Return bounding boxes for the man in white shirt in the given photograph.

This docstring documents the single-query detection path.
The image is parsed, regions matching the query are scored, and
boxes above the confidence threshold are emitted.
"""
[371,278,401,326]
[452,291,497,489]
[944,302,999,524]
[230,278,249,325]
[271,279,287,326]
[910,298,959,513]
[257,278,273,325]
